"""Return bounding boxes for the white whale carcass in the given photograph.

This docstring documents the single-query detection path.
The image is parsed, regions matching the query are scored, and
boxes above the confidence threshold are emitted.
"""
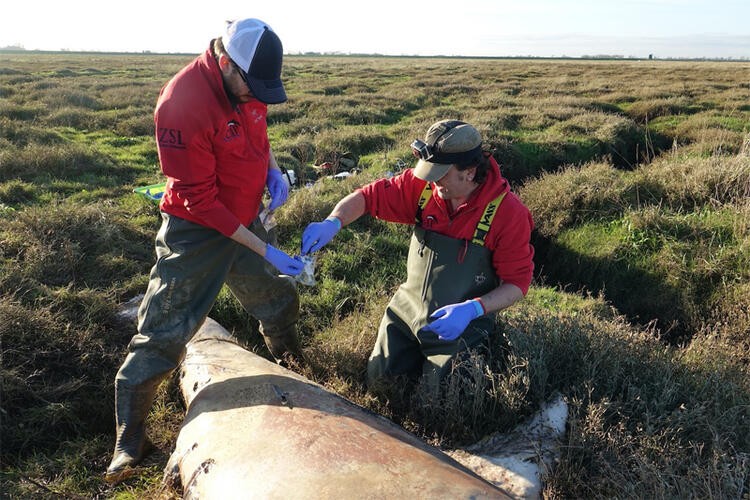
[163,317,511,499]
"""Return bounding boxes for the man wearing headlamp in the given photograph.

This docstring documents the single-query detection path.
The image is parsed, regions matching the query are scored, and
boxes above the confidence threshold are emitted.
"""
[301,120,535,387]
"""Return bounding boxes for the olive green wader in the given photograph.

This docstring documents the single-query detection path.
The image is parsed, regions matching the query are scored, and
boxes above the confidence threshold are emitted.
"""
[106,213,300,482]
[367,226,499,387]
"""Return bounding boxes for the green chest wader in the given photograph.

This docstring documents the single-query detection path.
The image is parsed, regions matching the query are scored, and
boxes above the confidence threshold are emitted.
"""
[367,226,499,385]
[107,214,299,481]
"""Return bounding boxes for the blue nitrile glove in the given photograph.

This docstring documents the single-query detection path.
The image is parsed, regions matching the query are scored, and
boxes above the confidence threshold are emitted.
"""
[422,299,484,341]
[300,217,341,255]
[264,244,304,276]
[266,169,289,210]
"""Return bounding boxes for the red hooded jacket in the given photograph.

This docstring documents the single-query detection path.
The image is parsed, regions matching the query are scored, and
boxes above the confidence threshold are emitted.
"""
[154,45,270,237]
[357,157,535,295]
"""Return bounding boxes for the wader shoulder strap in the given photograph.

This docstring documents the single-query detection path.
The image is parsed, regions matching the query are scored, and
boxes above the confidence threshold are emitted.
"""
[415,182,432,224]
[472,192,507,246]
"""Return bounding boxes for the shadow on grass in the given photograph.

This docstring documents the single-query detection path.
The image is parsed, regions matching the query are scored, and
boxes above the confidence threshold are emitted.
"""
[493,130,672,184]
[534,234,692,342]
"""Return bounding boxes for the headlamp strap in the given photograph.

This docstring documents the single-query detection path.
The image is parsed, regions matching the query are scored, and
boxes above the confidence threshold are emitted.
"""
[429,145,482,165]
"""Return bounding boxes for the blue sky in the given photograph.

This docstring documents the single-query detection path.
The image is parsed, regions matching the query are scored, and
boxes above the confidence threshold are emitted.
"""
[2,0,748,58]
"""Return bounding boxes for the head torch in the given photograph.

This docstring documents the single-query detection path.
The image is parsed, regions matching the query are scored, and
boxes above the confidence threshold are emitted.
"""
[411,139,433,161]
[411,138,482,165]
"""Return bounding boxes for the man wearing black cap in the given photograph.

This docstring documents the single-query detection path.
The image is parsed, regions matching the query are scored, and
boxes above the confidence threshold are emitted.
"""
[106,18,303,483]
[301,120,534,388]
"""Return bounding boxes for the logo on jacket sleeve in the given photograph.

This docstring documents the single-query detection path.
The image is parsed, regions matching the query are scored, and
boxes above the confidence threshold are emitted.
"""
[158,128,185,149]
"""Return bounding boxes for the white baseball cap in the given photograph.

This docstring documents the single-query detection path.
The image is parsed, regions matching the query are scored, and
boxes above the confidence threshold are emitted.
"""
[222,18,287,104]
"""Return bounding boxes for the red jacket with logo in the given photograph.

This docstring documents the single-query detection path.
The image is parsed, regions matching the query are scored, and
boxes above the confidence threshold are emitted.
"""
[357,157,535,295]
[154,45,270,237]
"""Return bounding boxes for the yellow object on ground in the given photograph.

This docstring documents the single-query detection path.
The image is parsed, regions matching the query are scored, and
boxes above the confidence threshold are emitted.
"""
[133,182,166,204]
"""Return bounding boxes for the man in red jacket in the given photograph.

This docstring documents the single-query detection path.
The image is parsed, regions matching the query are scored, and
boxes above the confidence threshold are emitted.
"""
[106,18,303,483]
[301,120,534,388]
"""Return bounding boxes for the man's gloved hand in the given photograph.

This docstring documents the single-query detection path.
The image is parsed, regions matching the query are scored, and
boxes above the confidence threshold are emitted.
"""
[301,217,341,255]
[266,169,289,210]
[264,244,304,275]
[422,299,484,341]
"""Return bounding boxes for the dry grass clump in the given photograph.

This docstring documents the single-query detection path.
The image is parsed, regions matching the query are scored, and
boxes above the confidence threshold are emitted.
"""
[637,153,750,207]
[309,125,396,160]
[1,202,151,289]
[675,123,748,156]
[519,161,629,237]
[503,299,750,498]
[545,111,647,167]
[0,292,124,455]
[49,89,104,111]
[113,112,155,137]
[302,292,389,386]
[0,203,154,452]
[522,152,750,239]
[705,269,750,345]
[0,101,47,121]
[275,173,376,232]
[1,141,111,182]
[625,96,701,122]
[518,102,580,131]
[0,118,65,147]
[0,179,36,204]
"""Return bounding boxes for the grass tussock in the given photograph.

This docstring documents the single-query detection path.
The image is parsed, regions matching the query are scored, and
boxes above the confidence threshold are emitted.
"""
[0,202,154,464]
[503,297,750,498]
[1,202,153,290]
[522,152,750,338]
[1,53,749,498]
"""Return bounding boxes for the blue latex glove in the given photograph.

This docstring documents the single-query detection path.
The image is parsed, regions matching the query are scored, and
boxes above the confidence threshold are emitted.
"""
[266,169,289,210]
[264,244,304,276]
[422,299,484,341]
[301,217,341,255]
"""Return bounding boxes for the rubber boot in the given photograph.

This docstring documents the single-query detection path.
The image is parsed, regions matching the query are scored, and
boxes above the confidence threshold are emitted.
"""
[105,380,158,484]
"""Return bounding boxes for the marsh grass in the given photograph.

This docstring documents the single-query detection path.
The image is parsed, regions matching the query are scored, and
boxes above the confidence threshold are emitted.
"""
[522,152,750,337]
[504,297,750,497]
[1,53,749,498]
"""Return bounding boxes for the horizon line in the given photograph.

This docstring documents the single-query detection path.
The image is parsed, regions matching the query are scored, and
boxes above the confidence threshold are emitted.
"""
[2,47,749,62]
